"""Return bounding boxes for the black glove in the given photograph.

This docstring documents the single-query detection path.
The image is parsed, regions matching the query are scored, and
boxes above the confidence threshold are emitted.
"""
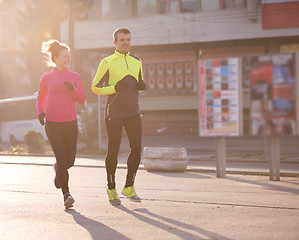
[38,112,46,126]
[64,81,74,91]
[136,81,146,91]
[115,80,128,92]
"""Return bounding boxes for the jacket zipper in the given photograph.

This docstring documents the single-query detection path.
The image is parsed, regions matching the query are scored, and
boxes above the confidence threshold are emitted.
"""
[107,52,128,120]
[125,54,129,69]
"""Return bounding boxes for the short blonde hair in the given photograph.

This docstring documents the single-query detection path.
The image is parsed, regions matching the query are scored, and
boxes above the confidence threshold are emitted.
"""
[113,28,131,42]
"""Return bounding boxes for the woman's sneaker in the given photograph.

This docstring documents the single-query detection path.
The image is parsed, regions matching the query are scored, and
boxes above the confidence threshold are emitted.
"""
[53,163,61,189]
[64,193,75,209]
[121,186,141,202]
[107,188,121,205]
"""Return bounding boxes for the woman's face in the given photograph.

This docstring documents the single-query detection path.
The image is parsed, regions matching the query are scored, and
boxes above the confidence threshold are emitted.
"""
[54,48,71,70]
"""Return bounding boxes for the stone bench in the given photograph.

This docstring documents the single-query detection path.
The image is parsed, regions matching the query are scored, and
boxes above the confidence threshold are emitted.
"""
[142,147,187,172]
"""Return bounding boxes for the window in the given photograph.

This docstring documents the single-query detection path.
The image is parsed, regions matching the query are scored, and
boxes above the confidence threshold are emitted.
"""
[158,0,180,14]
[222,0,231,9]
[201,0,220,11]
[136,0,156,17]
[159,0,168,14]
[181,0,199,13]
[234,0,246,8]
[101,0,133,20]
[170,0,180,13]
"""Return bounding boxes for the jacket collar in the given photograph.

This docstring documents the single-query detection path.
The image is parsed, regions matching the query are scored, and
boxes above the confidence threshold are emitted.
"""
[53,67,69,73]
[115,50,130,56]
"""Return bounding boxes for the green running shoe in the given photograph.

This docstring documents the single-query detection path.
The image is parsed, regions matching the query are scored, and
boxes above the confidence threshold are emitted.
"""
[107,188,121,205]
[121,186,141,202]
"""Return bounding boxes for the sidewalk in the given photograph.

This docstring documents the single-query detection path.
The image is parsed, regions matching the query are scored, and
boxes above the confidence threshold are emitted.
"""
[0,153,298,178]
[1,134,299,177]
[103,134,299,161]
[0,155,299,240]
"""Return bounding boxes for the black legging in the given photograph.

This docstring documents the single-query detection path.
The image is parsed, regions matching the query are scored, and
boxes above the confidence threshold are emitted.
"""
[105,114,142,190]
[45,120,78,195]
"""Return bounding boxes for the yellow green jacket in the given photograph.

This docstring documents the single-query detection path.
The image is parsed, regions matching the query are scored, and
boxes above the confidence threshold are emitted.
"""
[92,50,144,119]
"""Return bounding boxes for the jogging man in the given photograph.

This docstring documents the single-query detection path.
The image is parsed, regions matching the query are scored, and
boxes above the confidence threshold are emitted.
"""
[92,28,145,205]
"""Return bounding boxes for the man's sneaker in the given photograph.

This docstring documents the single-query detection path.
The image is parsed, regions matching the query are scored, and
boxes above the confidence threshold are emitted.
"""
[121,186,141,202]
[64,193,75,209]
[107,188,121,205]
[53,163,61,189]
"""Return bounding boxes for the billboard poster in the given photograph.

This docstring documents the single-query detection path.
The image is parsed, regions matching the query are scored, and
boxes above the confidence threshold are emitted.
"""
[148,77,156,90]
[199,58,240,136]
[139,50,196,93]
[166,76,175,89]
[250,53,296,136]
[166,63,174,75]
[175,76,184,89]
[157,63,165,76]
[157,76,165,90]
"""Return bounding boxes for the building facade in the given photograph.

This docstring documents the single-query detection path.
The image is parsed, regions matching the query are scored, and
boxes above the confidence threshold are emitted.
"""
[60,0,299,136]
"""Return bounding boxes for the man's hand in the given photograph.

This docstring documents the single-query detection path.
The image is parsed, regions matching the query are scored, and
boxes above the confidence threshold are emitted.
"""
[64,81,74,91]
[136,81,146,91]
[38,112,46,126]
[115,80,128,92]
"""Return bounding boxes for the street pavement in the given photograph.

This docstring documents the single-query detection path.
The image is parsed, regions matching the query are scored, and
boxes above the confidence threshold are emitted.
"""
[0,155,299,240]
[1,134,299,239]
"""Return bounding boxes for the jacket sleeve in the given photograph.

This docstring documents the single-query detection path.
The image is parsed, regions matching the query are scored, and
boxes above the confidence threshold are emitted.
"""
[91,59,116,95]
[36,74,47,115]
[72,74,86,104]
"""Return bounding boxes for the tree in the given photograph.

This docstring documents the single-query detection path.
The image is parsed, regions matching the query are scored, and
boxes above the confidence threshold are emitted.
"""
[0,0,94,98]
[0,0,23,98]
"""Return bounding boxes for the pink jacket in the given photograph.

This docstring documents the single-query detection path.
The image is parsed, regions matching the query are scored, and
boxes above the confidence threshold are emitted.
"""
[36,68,86,122]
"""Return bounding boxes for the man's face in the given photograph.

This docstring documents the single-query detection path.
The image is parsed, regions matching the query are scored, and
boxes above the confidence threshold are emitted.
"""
[114,32,131,54]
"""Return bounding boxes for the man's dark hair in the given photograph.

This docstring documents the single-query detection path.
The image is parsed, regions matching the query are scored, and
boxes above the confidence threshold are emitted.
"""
[113,28,131,42]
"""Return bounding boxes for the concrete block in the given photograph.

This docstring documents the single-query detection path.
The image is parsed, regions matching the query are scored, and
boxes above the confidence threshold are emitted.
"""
[143,147,187,172]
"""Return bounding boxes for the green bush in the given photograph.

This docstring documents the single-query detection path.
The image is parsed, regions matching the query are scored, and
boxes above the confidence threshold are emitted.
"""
[24,131,46,153]
[10,144,26,154]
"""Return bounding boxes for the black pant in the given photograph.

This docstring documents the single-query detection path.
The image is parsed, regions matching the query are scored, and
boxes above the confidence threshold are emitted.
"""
[105,115,142,189]
[45,120,78,195]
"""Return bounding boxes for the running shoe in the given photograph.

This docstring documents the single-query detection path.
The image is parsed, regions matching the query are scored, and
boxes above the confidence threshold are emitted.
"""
[64,193,75,209]
[107,188,121,205]
[53,163,61,189]
[121,186,141,202]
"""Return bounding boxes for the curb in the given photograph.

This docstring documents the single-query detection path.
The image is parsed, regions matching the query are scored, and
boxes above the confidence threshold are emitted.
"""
[1,161,298,178]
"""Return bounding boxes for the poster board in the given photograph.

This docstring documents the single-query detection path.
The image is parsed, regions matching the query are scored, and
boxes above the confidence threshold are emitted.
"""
[250,53,297,136]
[199,58,241,136]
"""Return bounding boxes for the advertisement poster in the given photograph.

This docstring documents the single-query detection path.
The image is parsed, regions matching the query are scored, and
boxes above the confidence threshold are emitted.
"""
[250,53,296,136]
[143,61,194,91]
[199,58,240,136]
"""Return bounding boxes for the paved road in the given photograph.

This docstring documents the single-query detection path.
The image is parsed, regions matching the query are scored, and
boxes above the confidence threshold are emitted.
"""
[0,156,299,240]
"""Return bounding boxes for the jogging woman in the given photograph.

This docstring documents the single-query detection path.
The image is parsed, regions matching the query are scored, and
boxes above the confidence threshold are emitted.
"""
[36,39,86,209]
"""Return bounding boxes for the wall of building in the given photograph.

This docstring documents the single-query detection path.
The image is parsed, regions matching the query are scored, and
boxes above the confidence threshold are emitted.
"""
[61,6,299,49]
